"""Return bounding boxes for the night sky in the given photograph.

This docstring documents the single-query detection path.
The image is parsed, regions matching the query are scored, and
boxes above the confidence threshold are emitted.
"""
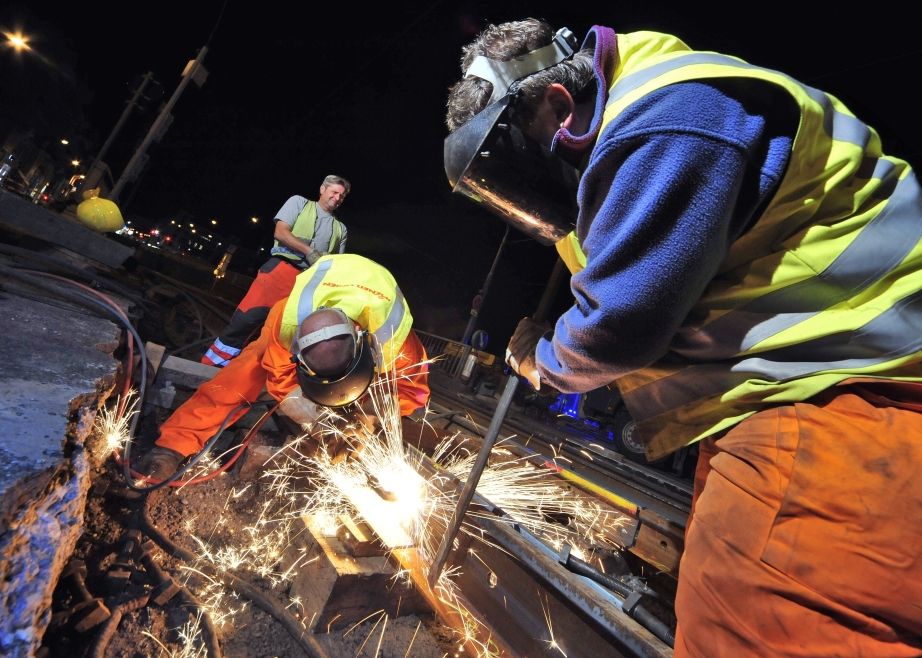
[3,1,921,348]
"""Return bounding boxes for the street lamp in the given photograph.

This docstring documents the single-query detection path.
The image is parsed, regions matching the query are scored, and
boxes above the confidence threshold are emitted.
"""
[3,32,30,52]
[60,139,69,145]
[71,159,80,166]
[211,219,217,225]
[251,217,259,223]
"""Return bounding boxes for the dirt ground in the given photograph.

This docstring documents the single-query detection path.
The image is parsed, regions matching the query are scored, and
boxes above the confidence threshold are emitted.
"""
[40,454,459,658]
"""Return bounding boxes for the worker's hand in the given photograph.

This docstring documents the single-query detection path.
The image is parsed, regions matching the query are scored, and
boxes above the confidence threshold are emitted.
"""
[279,389,321,431]
[320,408,380,464]
[506,317,559,397]
[305,249,327,266]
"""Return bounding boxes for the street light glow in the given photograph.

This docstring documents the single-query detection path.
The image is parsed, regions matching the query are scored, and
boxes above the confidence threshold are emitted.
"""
[251,217,259,223]
[4,32,30,52]
[60,139,69,145]
[211,219,217,225]
[71,159,80,166]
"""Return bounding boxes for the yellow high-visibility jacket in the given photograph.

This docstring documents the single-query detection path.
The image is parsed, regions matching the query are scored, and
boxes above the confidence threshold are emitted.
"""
[558,32,922,459]
[279,254,413,371]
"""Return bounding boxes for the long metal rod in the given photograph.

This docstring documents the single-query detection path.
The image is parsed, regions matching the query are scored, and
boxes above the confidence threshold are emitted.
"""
[427,373,519,587]
[461,224,509,345]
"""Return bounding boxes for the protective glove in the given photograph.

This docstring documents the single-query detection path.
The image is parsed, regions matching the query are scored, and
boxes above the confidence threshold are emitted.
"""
[320,407,381,464]
[305,249,327,266]
[505,317,559,397]
[278,388,322,431]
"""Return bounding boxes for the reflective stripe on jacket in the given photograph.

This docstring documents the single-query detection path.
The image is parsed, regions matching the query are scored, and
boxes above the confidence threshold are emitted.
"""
[272,200,344,263]
[278,254,413,371]
[591,32,922,459]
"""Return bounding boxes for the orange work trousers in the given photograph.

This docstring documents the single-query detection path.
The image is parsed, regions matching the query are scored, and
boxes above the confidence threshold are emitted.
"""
[202,257,300,366]
[675,383,922,657]
[159,300,430,456]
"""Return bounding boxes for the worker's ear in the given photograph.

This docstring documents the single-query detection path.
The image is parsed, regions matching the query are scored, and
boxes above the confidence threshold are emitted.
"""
[319,183,327,197]
[544,84,576,128]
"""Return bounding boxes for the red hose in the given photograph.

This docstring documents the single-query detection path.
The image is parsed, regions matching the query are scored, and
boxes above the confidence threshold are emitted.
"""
[26,269,280,489]
[114,403,278,487]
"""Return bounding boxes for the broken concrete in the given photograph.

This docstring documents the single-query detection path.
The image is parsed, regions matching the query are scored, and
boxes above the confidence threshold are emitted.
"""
[0,291,121,657]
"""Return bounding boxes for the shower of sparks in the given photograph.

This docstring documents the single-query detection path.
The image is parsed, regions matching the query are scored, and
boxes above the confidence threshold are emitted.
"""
[143,610,207,657]
[94,389,139,452]
[539,592,568,657]
[173,349,627,654]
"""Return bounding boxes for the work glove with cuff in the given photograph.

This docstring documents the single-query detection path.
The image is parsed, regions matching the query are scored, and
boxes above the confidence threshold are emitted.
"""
[278,388,322,432]
[321,406,381,464]
[506,317,560,397]
[304,249,327,267]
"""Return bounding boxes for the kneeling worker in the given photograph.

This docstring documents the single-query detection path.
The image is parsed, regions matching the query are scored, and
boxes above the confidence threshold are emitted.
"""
[138,253,430,480]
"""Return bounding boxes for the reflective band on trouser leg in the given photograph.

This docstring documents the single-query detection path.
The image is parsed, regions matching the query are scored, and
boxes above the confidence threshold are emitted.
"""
[674,388,922,657]
[202,258,300,366]
[158,304,286,456]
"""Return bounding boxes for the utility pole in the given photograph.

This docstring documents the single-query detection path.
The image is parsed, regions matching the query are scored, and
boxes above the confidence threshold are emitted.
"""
[95,72,153,168]
[109,47,209,202]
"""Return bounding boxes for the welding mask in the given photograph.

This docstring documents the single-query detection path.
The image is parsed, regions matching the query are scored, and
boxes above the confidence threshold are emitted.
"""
[294,308,377,408]
[444,28,581,246]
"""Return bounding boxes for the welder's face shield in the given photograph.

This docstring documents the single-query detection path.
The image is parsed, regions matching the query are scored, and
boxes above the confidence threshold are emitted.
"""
[294,309,377,408]
[444,93,580,246]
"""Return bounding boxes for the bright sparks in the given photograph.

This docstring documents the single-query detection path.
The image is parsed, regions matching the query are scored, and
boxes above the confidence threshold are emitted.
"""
[94,389,139,453]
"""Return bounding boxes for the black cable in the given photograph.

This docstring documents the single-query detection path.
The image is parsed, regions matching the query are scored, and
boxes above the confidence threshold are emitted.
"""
[120,404,247,493]
[138,498,330,658]
[0,243,153,309]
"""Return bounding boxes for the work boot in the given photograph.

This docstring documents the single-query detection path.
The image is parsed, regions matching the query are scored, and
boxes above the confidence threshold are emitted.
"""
[134,446,185,481]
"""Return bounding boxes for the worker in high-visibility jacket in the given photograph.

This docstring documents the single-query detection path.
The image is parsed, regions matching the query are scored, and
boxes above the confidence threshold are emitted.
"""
[140,254,429,479]
[202,175,349,367]
[445,20,922,657]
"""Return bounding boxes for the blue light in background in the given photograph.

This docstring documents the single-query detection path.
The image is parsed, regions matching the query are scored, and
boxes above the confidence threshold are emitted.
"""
[550,393,581,419]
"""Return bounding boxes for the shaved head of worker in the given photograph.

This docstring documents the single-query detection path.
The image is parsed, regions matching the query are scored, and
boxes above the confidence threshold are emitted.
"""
[298,309,355,376]
[445,18,922,656]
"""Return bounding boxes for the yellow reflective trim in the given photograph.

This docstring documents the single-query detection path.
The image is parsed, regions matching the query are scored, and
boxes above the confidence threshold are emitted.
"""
[279,254,413,370]
[555,231,586,275]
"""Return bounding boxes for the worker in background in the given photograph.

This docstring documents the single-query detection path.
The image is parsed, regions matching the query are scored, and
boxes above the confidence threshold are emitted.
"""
[444,19,922,657]
[139,254,429,480]
[202,175,350,367]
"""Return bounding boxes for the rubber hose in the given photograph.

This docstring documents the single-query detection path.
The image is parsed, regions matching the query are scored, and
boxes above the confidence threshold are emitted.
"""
[164,334,220,359]
[157,285,205,345]
[565,556,634,598]
[138,498,330,658]
[89,594,150,658]
[565,555,675,648]
[179,585,223,658]
[632,605,676,648]
[0,243,152,309]
[142,269,233,324]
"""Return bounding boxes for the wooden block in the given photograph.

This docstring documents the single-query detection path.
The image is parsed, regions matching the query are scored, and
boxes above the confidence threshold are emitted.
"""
[336,515,386,557]
[157,355,220,390]
[288,516,428,633]
[144,342,167,378]
[232,430,286,481]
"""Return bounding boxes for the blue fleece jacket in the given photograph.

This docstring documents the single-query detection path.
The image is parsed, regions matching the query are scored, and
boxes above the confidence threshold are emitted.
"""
[536,78,800,393]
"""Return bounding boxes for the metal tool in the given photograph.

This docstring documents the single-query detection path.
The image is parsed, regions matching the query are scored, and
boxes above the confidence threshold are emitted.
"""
[427,373,519,588]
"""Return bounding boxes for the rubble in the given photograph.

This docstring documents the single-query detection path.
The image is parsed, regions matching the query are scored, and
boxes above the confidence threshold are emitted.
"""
[0,293,120,657]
